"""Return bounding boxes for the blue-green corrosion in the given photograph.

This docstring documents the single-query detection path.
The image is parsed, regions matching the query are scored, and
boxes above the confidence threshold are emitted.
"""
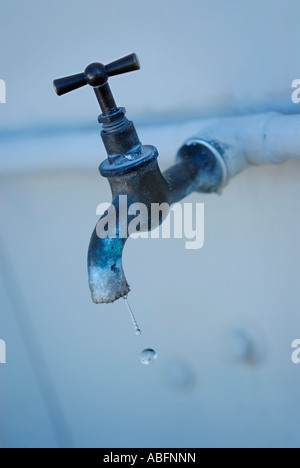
[90,233,124,270]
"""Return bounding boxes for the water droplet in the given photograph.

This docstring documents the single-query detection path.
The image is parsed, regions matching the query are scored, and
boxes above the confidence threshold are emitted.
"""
[140,348,157,365]
[124,295,142,336]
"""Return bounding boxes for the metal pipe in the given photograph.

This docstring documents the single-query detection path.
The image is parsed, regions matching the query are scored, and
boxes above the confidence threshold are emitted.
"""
[185,112,300,183]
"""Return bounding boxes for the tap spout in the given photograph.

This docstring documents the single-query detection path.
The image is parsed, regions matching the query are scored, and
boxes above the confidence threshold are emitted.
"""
[88,157,170,303]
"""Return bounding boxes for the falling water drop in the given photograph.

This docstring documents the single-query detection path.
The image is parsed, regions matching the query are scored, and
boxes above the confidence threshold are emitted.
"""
[140,348,157,365]
[124,295,141,335]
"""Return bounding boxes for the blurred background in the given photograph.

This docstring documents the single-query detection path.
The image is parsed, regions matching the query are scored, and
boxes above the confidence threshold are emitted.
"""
[0,0,300,448]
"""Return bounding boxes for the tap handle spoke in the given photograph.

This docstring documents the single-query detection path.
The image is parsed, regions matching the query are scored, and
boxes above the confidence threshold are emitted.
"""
[105,53,140,78]
[53,73,86,96]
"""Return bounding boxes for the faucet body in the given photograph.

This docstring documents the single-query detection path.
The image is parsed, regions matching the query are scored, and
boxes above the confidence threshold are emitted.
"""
[53,54,226,304]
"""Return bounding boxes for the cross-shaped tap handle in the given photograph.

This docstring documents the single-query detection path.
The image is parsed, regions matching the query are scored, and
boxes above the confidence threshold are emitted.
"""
[53,53,140,96]
[53,53,140,116]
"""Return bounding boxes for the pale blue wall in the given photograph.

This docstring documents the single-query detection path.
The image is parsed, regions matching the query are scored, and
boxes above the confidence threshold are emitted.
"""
[0,0,300,448]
